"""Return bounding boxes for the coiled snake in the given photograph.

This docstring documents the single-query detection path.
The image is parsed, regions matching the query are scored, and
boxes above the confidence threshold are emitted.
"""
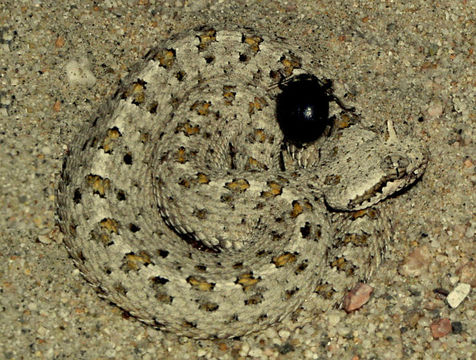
[56,26,428,339]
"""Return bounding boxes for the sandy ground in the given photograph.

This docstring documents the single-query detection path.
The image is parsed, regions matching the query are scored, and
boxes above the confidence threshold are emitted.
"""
[1,1,474,359]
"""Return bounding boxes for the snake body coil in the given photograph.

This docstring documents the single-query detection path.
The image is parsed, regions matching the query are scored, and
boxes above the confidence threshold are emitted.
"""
[56,26,428,339]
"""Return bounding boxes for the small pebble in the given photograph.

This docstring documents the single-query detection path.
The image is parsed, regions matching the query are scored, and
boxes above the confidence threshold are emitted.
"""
[399,246,431,277]
[278,329,291,340]
[65,58,97,87]
[327,310,343,327]
[449,276,460,286]
[430,318,451,339]
[426,101,443,118]
[457,261,476,288]
[343,283,373,313]
[37,325,48,337]
[248,347,263,357]
[446,283,471,308]
[278,342,295,355]
[196,349,207,357]
[239,342,250,357]
[451,321,463,334]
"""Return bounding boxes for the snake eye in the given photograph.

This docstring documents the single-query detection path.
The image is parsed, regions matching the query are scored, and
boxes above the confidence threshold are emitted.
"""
[276,74,332,144]
[380,154,410,178]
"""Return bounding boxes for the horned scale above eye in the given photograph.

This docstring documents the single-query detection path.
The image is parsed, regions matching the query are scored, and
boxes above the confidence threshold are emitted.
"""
[55,26,428,339]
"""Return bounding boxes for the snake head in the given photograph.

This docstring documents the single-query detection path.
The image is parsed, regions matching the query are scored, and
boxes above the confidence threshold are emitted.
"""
[319,120,429,211]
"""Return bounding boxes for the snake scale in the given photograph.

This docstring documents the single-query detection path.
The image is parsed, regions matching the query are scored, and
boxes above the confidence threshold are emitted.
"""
[56,26,428,339]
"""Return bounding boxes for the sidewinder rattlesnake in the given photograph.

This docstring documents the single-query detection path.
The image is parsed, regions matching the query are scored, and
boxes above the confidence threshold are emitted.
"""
[56,26,428,339]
